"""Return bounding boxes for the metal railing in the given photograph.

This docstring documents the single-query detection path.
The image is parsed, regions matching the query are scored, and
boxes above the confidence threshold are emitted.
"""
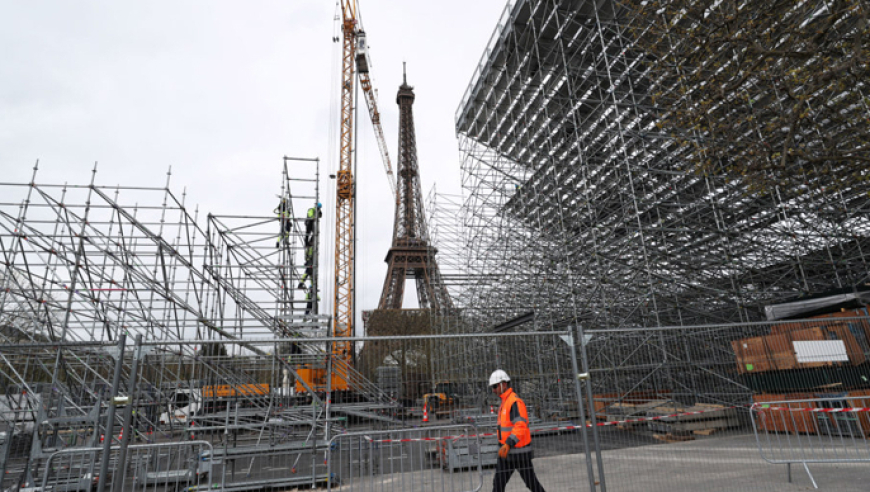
[332,356,399,406]
[12,321,870,490]
[327,424,485,492]
[751,395,870,488]
[41,440,213,492]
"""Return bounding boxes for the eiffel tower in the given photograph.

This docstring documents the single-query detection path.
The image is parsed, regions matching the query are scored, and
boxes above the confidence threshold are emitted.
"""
[377,67,452,311]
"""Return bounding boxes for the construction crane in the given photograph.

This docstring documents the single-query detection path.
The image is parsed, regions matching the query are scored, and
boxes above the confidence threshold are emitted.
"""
[332,0,394,374]
[356,31,396,197]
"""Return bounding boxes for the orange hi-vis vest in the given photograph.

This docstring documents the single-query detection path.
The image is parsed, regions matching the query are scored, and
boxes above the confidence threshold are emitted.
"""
[497,388,531,452]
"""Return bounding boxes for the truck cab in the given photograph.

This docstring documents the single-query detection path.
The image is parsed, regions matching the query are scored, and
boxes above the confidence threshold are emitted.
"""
[159,388,201,425]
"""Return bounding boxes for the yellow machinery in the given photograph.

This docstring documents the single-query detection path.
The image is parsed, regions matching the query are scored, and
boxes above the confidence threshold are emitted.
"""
[423,383,460,417]
[295,365,350,393]
[201,384,269,398]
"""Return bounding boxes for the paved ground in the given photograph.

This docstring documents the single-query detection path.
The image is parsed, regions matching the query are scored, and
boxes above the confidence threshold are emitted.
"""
[553,433,869,492]
[330,432,870,492]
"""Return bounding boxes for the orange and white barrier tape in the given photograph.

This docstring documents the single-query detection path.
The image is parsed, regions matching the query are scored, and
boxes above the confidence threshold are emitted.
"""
[752,405,870,413]
[361,406,737,444]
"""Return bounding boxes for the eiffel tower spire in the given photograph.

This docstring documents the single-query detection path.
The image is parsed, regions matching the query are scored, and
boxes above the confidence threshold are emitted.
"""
[377,67,452,311]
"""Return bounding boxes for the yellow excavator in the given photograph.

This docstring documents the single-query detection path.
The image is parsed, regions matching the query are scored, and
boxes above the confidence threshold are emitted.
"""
[423,382,459,418]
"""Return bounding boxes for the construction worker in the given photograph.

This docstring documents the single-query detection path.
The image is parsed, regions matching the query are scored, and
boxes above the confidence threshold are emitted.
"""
[298,245,314,289]
[489,369,546,492]
[304,288,320,315]
[132,408,143,442]
[275,197,292,248]
[304,203,322,247]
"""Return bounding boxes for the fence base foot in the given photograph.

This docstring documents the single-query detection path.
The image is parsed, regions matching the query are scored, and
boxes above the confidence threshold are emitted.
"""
[802,462,818,489]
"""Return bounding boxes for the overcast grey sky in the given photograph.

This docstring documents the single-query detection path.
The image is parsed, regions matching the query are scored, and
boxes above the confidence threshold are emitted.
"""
[0,1,507,330]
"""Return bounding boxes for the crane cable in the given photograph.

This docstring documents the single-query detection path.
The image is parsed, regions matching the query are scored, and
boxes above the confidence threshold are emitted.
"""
[322,0,345,318]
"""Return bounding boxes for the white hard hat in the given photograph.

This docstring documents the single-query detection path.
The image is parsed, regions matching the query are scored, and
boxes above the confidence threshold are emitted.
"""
[489,369,510,387]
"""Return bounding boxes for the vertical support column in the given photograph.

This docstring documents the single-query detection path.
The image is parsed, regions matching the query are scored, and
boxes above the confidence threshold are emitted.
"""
[97,332,126,492]
[578,327,606,492]
[313,158,321,319]
[113,334,142,492]
[566,331,599,492]
[326,317,334,440]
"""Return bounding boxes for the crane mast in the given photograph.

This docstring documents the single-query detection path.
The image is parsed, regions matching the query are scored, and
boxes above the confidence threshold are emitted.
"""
[333,1,395,369]
[293,1,393,395]
[334,0,357,364]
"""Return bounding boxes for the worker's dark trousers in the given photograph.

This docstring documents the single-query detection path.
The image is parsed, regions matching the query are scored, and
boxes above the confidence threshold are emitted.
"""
[492,451,546,492]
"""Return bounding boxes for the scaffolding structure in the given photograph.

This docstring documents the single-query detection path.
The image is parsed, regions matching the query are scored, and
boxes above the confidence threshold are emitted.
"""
[437,0,870,336]
[0,159,400,489]
[2,1,870,488]
[0,160,326,340]
[0,159,328,348]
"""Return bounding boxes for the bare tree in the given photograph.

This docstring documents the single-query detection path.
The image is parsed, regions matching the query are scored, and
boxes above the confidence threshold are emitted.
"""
[359,309,435,401]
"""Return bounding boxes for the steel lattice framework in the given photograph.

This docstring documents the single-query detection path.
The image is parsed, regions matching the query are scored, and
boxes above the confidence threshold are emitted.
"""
[0,162,321,347]
[432,0,870,333]
[376,74,453,312]
[0,160,389,418]
[0,160,401,490]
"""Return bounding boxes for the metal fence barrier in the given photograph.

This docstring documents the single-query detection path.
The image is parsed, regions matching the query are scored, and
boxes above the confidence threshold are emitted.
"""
[41,440,213,491]
[327,424,485,492]
[751,395,870,488]
[8,319,870,491]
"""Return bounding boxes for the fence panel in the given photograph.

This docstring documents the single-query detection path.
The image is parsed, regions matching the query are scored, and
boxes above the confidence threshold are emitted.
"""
[41,440,212,491]
[584,317,870,491]
[752,395,870,488]
[6,317,870,491]
[328,424,484,492]
[352,332,600,492]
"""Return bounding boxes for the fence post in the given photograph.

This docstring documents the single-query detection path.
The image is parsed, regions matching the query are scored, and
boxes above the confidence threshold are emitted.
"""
[325,317,334,488]
[578,327,607,492]
[566,331,600,492]
[113,334,142,492]
[97,332,126,492]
